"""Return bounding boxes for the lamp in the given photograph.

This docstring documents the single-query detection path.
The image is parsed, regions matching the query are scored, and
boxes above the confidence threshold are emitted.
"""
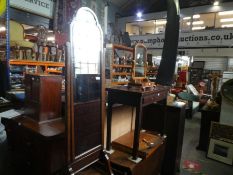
[213,1,219,6]
[136,11,142,18]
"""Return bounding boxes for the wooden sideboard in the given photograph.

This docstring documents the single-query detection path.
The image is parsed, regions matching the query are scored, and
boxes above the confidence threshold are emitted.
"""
[2,116,66,175]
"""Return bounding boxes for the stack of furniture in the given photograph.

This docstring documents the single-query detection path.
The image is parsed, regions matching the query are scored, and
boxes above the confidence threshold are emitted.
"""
[2,74,65,175]
[105,85,169,175]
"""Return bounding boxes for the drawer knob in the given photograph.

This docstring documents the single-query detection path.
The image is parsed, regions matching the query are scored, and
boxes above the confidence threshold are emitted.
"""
[18,122,21,126]
[69,168,73,172]
[158,93,160,96]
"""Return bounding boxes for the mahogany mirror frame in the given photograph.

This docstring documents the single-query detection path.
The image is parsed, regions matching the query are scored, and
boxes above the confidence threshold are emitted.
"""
[132,43,148,80]
[65,7,111,174]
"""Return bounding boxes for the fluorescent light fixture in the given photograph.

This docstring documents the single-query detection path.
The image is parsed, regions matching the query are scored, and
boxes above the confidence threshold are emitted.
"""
[187,21,204,25]
[193,14,200,19]
[214,1,219,6]
[183,16,191,20]
[136,12,142,18]
[155,20,167,25]
[192,26,206,30]
[221,24,233,28]
[218,10,233,16]
[220,18,233,22]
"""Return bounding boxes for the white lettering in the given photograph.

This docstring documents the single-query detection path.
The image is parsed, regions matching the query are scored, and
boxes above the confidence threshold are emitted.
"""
[25,0,50,9]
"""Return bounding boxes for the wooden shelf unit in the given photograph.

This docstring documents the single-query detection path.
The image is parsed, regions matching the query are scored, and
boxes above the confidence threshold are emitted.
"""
[9,59,64,90]
[10,59,65,74]
[105,44,134,87]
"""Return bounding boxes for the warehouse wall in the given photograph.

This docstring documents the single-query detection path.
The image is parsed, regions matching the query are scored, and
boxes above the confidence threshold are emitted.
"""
[194,56,228,71]
[228,58,233,71]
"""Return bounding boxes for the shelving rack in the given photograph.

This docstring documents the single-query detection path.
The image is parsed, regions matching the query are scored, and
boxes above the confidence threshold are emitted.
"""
[10,59,65,73]
[9,59,65,90]
[105,44,134,87]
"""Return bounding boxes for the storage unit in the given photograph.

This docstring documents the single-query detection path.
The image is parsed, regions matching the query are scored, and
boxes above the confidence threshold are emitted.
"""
[9,60,64,90]
[105,44,134,87]
[24,74,62,123]
[142,103,186,175]
[2,117,66,175]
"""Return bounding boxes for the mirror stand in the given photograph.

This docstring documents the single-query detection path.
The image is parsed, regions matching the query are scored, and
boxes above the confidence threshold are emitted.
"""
[65,7,113,174]
[128,43,155,90]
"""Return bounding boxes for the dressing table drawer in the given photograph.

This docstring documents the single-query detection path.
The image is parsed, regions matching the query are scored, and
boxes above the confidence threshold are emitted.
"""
[143,91,167,105]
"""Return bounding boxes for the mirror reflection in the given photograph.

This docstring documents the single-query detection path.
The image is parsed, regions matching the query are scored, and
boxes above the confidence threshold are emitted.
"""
[135,47,146,77]
[134,44,147,78]
[70,7,102,103]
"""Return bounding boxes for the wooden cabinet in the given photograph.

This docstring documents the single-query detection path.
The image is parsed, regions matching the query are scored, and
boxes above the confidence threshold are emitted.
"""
[197,106,220,151]
[105,44,134,87]
[24,74,62,123]
[2,116,66,175]
[142,103,186,175]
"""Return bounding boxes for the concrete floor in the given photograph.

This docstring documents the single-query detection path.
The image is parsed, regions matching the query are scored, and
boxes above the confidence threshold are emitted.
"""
[1,112,233,175]
[180,112,233,175]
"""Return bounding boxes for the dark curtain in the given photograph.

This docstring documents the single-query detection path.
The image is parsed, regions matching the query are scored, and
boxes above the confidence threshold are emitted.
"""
[53,0,81,32]
[156,0,180,86]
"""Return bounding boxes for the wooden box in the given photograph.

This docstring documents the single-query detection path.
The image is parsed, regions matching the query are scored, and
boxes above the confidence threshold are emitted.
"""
[112,131,164,159]
[24,74,62,123]
[110,131,166,175]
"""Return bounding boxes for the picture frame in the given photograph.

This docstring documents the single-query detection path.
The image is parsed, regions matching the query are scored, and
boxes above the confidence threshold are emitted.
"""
[207,138,233,165]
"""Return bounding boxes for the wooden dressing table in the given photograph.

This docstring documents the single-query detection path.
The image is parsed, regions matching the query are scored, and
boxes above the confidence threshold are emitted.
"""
[106,85,169,161]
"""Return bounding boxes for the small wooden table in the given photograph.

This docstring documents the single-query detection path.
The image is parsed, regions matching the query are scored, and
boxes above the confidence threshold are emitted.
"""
[106,85,169,161]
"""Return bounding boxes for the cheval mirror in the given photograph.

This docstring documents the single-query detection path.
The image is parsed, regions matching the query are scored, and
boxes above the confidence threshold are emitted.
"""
[66,7,112,174]
[129,43,155,89]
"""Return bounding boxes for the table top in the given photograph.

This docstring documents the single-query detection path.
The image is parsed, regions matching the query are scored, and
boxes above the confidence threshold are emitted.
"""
[2,116,65,139]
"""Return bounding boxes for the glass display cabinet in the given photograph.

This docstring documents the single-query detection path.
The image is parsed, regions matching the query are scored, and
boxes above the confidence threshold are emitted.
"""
[65,7,112,174]
[129,43,155,90]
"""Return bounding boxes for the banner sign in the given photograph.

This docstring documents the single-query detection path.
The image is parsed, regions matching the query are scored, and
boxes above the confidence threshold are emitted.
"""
[10,0,55,18]
[130,29,233,48]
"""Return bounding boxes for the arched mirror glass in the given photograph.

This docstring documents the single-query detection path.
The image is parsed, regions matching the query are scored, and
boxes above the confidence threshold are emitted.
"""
[70,7,102,103]
[129,43,155,89]
[67,7,104,173]
[133,43,147,78]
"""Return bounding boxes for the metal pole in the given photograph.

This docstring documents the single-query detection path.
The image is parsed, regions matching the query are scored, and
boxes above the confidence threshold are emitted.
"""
[6,0,10,90]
